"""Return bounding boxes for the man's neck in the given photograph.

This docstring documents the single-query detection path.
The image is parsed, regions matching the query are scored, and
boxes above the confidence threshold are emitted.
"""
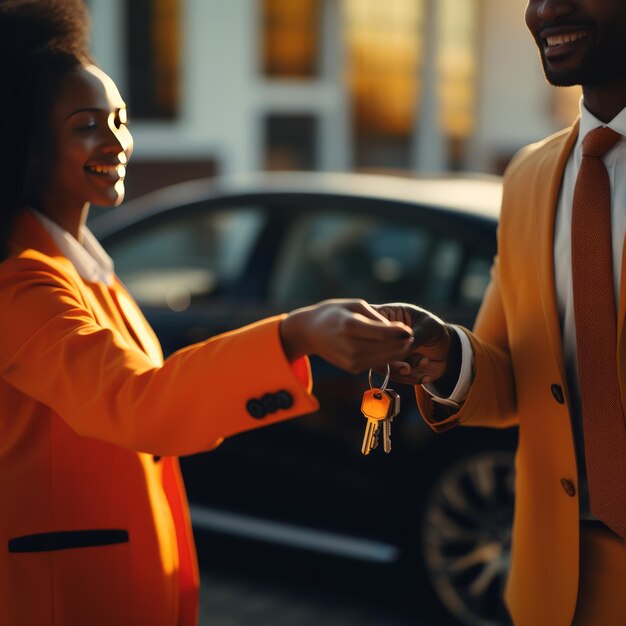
[582,84,626,123]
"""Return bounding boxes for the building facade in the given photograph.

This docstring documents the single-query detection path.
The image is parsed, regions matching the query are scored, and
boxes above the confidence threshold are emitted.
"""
[87,0,579,198]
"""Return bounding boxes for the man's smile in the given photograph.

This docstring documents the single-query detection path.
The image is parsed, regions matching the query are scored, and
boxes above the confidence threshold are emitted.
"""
[545,30,588,46]
[539,25,592,61]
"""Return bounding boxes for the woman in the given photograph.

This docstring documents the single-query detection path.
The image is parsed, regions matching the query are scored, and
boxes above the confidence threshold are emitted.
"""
[0,2,414,625]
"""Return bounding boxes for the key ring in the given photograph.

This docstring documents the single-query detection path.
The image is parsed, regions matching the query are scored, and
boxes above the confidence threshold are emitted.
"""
[368,364,390,392]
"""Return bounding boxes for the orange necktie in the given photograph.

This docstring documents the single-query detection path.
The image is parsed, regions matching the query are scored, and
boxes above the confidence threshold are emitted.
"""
[572,125,626,537]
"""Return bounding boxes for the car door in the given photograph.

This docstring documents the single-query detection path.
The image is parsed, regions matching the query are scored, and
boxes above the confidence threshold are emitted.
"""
[101,191,497,543]
[182,196,497,540]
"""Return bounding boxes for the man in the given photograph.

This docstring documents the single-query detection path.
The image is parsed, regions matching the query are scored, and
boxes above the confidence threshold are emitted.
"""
[382,1,626,624]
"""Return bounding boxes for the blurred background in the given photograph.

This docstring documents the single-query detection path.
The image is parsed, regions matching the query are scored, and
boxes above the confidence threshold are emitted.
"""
[85,2,581,625]
[87,0,580,198]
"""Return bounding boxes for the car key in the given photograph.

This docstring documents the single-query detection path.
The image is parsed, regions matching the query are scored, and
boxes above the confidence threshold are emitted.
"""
[382,388,400,453]
[361,388,392,455]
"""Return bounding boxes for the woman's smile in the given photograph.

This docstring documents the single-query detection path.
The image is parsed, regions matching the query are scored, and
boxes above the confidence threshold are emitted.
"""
[84,162,126,180]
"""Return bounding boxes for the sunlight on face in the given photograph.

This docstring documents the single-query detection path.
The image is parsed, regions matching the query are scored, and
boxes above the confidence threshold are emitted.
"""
[43,64,133,217]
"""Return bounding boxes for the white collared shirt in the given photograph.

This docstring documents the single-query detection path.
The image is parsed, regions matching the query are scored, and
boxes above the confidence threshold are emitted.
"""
[31,210,115,286]
[556,101,626,382]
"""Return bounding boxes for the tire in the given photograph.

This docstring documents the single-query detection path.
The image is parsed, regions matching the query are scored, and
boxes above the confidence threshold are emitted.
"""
[404,435,516,626]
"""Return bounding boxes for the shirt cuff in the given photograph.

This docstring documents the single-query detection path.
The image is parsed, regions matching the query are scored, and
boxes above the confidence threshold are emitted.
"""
[422,326,473,408]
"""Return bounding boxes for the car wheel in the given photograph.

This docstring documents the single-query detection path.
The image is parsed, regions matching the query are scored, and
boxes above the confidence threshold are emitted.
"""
[407,443,515,626]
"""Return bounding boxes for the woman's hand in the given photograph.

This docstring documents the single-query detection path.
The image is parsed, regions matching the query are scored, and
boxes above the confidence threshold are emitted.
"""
[374,303,459,388]
[279,299,414,373]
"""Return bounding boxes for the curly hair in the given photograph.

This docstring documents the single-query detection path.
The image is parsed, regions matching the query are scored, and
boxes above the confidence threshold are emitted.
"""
[0,0,93,259]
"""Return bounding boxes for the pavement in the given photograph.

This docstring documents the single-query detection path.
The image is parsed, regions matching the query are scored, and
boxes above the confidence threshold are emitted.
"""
[196,534,435,626]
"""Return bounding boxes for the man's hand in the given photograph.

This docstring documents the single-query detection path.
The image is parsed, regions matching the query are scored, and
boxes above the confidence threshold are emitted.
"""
[374,303,460,392]
[279,299,414,373]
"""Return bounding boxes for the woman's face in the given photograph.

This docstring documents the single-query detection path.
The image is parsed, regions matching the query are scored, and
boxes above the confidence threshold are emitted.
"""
[43,64,133,212]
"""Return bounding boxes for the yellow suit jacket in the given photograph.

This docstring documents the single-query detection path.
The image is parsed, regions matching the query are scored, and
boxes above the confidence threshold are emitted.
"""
[0,211,319,626]
[416,120,619,626]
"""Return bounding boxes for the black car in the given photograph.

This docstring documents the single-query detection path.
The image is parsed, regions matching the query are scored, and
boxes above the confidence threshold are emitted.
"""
[91,172,516,626]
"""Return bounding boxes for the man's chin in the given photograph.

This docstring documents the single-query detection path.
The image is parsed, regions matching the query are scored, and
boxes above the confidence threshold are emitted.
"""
[537,43,581,85]
[541,54,621,88]
[545,73,583,88]
[541,58,584,87]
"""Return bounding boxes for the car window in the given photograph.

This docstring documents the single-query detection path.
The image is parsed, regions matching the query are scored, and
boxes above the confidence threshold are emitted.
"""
[459,256,492,306]
[106,207,266,311]
[269,210,493,310]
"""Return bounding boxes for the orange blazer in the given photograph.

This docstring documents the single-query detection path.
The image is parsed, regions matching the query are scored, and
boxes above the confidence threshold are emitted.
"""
[0,211,319,626]
[416,120,614,626]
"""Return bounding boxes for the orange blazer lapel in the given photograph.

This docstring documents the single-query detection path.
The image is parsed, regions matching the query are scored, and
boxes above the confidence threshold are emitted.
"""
[533,121,579,383]
[109,281,164,366]
[8,210,163,367]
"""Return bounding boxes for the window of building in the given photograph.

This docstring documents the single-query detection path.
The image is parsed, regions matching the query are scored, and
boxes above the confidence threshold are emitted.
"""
[264,114,318,170]
[262,0,322,78]
[343,0,424,168]
[126,0,180,119]
[436,0,479,169]
[343,0,479,170]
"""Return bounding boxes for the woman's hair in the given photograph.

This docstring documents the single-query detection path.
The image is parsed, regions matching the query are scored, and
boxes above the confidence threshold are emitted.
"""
[0,0,93,259]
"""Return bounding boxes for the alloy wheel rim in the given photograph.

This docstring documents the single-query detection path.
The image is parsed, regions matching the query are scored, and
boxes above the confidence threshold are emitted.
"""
[421,450,515,626]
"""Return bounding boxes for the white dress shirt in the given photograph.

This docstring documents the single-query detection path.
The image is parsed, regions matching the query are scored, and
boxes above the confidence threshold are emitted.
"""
[556,103,626,382]
[31,209,115,286]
